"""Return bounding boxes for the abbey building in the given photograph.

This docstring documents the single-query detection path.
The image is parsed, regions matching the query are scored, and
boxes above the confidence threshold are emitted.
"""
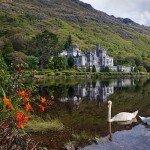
[60,44,134,72]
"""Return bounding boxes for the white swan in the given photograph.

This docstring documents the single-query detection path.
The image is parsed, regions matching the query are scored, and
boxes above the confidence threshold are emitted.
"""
[107,100,138,122]
[139,116,150,125]
[117,118,137,125]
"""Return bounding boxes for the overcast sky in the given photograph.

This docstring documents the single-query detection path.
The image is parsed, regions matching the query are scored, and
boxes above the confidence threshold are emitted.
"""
[81,0,150,26]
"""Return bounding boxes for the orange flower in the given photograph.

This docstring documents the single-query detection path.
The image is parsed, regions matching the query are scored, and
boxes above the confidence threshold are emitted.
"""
[6,103,13,110]
[3,97,13,110]
[39,105,45,111]
[40,97,46,103]
[23,97,29,102]
[23,116,28,123]
[16,111,29,128]
[24,91,29,97]
[17,91,25,97]
[17,90,29,97]
[16,111,24,120]
[17,121,24,128]
[25,102,33,112]
[3,97,11,105]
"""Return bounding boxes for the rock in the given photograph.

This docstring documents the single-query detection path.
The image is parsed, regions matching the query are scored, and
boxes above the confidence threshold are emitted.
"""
[64,146,75,150]
[75,147,82,150]
[2,3,11,8]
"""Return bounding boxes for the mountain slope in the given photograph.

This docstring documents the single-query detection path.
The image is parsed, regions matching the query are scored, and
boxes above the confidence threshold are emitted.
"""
[0,0,150,70]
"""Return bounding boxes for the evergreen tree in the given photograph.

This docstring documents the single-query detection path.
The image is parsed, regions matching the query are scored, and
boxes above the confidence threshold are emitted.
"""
[64,34,72,49]
[92,65,96,72]
[68,56,74,68]
[68,34,72,47]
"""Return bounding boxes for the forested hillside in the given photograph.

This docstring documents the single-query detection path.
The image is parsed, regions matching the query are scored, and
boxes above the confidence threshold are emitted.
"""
[0,0,150,71]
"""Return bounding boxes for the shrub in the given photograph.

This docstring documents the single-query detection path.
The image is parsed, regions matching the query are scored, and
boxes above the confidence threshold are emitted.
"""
[102,66,111,72]
[55,72,61,76]
[26,55,39,69]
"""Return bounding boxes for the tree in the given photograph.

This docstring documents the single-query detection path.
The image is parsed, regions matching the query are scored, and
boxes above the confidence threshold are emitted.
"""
[143,58,150,72]
[32,30,58,70]
[138,65,147,72]
[64,34,72,49]
[134,57,142,66]
[53,56,68,70]
[102,66,111,72]
[7,51,28,65]
[48,57,54,70]
[92,65,96,72]
[67,56,74,68]
[68,35,72,47]
[134,67,138,72]
[2,39,14,63]
[12,34,25,51]
[26,55,39,69]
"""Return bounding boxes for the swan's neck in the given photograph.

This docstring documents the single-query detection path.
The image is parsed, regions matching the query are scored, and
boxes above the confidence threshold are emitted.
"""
[108,105,112,122]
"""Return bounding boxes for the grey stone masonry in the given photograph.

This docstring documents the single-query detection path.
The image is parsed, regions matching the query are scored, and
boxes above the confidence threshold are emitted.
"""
[60,44,134,72]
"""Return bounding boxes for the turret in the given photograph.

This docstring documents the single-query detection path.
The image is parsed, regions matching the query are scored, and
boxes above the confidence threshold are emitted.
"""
[96,43,100,57]
[96,43,100,50]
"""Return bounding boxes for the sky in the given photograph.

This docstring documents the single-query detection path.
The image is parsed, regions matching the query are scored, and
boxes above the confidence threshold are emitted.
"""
[81,0,150,26]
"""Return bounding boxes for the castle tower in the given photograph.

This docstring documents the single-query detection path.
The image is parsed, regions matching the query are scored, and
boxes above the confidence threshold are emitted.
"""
[96,43,100,57]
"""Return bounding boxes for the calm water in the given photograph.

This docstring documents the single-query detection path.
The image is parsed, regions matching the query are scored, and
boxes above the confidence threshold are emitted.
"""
[34,77,150,149]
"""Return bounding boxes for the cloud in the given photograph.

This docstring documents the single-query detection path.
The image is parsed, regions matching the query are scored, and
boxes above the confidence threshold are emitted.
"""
[81,0,150,26]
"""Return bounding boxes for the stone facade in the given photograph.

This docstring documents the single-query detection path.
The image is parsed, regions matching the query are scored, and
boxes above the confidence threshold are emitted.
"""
[60,44,134,72]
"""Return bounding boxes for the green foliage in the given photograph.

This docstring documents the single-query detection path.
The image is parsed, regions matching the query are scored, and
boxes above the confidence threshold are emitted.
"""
[92,65,96,72]
[12,33,25,51]
[7,51,28,65]
[1,39,14,62]
[134,67,138,72]
[137,65,147,72]
[48,57,54,69]
[0,0,150,71]
[31,30,58,70]
[0,63,37,97]
[102,66,111,72]
[64,34,72,49]
[67,56,74,68]
[53,56,68,70]
[27,116,64,132]
[143,57,150,72]
[0,56,8,73]
[26,55,39,69]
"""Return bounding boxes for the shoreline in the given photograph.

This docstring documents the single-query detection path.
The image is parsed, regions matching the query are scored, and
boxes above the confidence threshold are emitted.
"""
[33,71,149,80]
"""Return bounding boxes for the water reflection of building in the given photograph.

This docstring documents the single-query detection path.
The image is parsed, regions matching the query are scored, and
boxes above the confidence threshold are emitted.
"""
[59,79,134,108]
[110,79,134,87]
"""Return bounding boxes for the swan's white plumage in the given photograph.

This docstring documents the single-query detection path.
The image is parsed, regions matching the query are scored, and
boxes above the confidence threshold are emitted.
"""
[139,116,150,125]
[110,111,138,122]
[107,100,138,122]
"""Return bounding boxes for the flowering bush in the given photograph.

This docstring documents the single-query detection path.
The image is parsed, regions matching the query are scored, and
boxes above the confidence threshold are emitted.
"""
[0,63,54,149]
[1,89,54,128]
[0,63,38,97]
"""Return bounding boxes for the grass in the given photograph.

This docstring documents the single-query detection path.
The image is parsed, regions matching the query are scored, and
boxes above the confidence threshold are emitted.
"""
[64,140,77,148]
[72,131,95,141]
[63,131,101,148]
[27,116,64,132]
[0,0,150,70]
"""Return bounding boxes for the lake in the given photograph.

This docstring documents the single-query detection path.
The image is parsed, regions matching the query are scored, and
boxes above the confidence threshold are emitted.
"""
[31,77,150,150]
